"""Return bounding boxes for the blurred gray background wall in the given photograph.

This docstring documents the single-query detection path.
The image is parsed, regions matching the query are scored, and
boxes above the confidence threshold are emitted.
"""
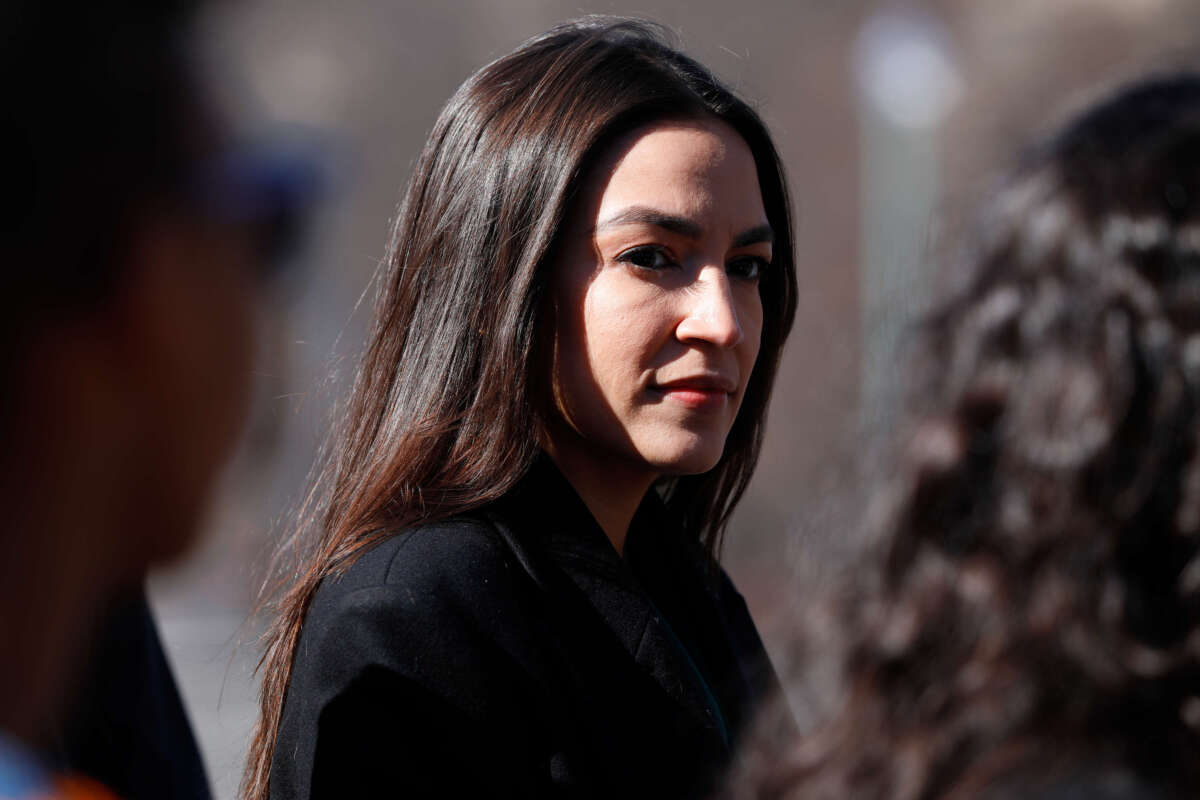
[145,1,1200,796]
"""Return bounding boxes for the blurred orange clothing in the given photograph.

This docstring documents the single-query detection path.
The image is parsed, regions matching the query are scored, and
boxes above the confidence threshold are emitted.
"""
[7,776,121,800]
[49,776,120,800]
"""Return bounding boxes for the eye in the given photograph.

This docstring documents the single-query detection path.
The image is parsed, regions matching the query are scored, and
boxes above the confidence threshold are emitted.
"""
[616,245,679,271]
[727,255,769,282]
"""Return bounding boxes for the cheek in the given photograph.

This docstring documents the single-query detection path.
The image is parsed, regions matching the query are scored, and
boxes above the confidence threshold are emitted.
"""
[738,290,765,371]
[164,248,258,471]
[132,260,257,562]
[180,257,255,415]
[206,273,256,433]
[580,279,669,385]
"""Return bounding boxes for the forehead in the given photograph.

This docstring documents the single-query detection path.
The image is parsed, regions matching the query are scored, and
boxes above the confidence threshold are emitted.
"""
[580,117,767,227]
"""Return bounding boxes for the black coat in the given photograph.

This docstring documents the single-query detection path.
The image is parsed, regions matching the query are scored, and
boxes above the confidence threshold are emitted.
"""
[270,458,787,799]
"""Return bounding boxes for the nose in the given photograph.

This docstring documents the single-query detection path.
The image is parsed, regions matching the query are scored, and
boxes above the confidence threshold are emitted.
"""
[674,265,744,348]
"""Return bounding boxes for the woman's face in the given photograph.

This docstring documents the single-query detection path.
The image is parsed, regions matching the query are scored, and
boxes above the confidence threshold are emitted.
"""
[548,117,770,480]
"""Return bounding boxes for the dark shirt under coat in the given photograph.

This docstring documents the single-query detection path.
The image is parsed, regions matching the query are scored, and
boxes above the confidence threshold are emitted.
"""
[270,457,788,799]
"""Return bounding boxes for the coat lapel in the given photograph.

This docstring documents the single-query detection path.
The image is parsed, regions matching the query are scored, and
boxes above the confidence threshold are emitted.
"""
[485,458,729,749]
[624,497,753,740]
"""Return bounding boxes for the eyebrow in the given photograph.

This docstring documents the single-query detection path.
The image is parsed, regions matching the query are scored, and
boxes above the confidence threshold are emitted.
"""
[594,205,773,247]
[732,224,774,248]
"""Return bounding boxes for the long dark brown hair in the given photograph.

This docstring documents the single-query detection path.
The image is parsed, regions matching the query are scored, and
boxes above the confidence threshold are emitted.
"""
[737,75,1200,800]
[243,17,797,800]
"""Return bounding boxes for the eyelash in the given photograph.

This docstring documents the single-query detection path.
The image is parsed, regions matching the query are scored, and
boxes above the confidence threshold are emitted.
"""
[727,255,770,282]
[616,245,770,282]
[617,245,679,271]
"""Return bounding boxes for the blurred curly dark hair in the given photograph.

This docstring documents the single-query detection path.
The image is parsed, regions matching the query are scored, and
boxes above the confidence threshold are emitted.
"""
[740,74,1200,800]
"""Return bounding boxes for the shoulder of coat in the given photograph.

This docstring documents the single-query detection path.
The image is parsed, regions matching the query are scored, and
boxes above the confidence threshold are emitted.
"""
[312,515,525,614]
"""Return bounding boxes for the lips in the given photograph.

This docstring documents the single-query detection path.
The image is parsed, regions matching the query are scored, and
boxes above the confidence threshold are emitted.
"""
[650,374,737,410]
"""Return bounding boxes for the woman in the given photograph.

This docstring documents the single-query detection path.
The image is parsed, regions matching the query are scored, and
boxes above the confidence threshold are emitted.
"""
[739,75,1200,799]
[244,18,797,800]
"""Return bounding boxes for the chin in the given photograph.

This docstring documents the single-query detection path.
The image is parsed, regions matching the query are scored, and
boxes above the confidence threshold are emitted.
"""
[139,503,208,569]
[641,438,727,477]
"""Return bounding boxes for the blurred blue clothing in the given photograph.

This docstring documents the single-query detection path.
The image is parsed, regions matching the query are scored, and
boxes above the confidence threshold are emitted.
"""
[0,733,48,799]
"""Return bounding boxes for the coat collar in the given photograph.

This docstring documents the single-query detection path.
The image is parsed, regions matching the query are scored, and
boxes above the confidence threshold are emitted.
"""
[484,455,732,749]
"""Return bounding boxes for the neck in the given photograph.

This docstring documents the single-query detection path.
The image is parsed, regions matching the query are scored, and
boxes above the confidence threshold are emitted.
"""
[542,438,657,556]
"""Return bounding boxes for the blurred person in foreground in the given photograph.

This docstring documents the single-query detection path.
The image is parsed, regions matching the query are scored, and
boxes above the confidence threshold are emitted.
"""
[734,74,1200,799]
[0,2,304,798]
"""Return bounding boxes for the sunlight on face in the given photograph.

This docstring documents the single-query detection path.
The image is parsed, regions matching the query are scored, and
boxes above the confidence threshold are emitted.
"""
[548,117,770,482]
